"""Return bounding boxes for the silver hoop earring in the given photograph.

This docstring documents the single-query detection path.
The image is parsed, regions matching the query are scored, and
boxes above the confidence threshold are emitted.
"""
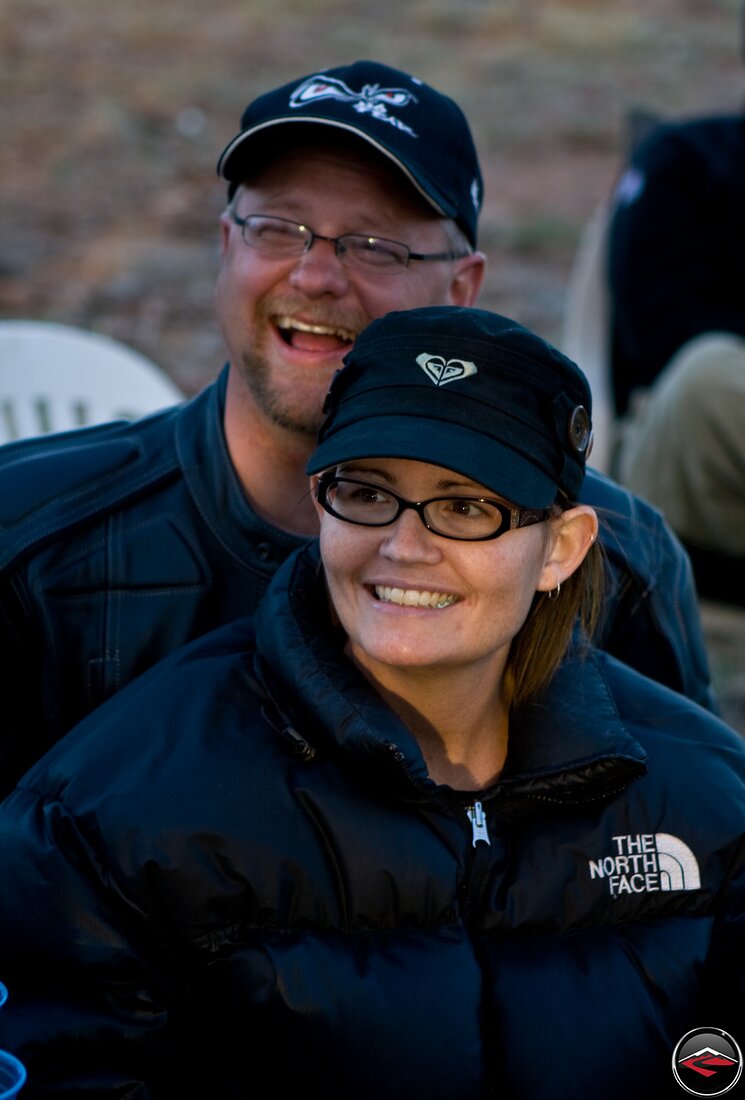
[547,581,561,601]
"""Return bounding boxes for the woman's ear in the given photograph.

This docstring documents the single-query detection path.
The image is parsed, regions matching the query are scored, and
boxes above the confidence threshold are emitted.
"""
[536,505,598,593]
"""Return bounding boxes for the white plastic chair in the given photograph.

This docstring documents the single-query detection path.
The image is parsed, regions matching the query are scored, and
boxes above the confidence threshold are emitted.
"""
[0,321,185,445]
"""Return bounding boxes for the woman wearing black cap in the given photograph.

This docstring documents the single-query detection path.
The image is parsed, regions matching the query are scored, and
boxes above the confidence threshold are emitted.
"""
[306,307,602,788]
[0,308,742,1100]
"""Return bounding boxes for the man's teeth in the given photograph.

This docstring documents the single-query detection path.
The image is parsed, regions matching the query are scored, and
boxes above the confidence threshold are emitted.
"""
[276,317,357,342]
[375,586,457,609]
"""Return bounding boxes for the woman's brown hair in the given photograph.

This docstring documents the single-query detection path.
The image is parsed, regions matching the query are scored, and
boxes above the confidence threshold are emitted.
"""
[507,504,606,711]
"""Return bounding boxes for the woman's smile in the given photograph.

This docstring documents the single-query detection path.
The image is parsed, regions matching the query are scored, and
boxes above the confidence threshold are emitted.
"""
[372,584,459,609]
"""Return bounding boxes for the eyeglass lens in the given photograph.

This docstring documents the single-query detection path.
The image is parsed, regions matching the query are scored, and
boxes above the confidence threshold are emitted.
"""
[240,215,409,270]
[323,478,511,540]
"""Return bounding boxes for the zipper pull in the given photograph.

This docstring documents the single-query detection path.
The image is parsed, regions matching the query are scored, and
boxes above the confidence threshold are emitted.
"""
[466,800,490,847]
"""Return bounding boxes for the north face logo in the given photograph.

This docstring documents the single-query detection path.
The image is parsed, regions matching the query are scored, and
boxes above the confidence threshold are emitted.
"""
[588,832,701,898]
[416,352,478,387]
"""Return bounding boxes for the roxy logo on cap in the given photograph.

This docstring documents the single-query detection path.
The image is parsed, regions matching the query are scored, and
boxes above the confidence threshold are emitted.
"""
[416,352,478,387]
[289,74,419,137]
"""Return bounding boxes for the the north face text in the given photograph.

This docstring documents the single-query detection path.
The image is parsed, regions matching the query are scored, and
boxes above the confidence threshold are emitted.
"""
[588,832,701,897]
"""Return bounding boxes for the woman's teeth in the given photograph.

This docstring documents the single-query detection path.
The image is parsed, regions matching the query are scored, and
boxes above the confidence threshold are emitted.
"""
[374,586,457,609]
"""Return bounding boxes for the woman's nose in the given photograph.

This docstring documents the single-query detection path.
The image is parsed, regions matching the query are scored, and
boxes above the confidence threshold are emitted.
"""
[379,508,443,563]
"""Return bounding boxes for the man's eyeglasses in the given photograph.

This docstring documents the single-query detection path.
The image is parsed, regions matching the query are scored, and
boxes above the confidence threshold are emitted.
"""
[316,475,551,542]
[230,213,470,274]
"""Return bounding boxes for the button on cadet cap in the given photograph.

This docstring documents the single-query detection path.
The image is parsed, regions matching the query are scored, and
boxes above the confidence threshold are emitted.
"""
[307,306,594,509]
[216,60,483,247]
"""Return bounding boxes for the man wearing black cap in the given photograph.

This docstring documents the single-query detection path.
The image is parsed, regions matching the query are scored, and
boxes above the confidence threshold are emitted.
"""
[213,62,485,538]
[0,60,715,796]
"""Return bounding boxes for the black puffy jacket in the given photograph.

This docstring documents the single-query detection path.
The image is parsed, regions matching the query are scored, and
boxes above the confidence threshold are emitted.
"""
[0,367,715,796]
[0,541,742,1099]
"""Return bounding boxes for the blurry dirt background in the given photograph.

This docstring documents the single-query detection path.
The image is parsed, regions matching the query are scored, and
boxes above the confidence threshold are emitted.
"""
[1,0,744,729]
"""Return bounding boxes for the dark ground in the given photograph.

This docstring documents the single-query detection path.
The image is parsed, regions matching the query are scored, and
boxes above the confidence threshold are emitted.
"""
[1,0,744,729]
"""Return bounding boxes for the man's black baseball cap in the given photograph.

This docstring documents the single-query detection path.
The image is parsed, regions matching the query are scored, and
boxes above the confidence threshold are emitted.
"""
[307,307,594,509]
[216,60,483,247]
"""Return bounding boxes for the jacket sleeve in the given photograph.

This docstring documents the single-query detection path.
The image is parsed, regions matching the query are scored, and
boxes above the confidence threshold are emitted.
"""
[582,469,716,713]
[0,784,193,1097]
[698,834,745,1039]
[0,414,185,798]
[0,574,50,798]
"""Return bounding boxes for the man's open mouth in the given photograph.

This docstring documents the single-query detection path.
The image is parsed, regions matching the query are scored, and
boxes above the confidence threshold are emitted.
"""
[275,316,358,351]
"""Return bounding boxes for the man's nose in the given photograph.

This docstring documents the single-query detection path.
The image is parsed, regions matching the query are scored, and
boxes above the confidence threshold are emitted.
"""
[288,236,350,297]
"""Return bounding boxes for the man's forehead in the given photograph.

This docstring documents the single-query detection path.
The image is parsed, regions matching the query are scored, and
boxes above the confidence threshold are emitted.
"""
[239,124,408,181]
[236,126,441,219]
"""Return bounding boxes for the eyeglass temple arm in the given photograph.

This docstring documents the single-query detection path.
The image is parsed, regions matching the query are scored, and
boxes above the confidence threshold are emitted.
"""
[513,507,552,529]
[407,249,471,262]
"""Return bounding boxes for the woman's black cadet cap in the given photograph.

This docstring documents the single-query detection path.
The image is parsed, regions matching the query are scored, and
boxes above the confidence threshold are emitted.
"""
[307,306,594,510]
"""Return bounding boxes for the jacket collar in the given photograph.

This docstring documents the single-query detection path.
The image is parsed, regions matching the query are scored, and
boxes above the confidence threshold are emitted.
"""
[497,657,648,811]
[176,366,307,571]
[254,542,647,812]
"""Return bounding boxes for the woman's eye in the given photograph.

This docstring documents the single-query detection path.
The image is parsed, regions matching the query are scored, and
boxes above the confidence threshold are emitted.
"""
[447,499,484,517]
[333,481,389,505]
[352,487,388,504]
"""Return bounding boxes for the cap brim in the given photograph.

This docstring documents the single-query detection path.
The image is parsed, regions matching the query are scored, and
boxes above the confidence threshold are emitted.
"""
[217,117,457,221]
[306,414,559,509]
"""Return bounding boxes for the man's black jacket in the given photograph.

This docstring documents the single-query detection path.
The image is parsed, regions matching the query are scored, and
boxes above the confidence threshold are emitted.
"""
[0,367,714,795]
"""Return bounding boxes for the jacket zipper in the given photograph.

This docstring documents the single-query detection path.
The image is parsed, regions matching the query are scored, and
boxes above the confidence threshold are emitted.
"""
[460,800,493,932]
[381,742,493,851]
[465,800,490,846]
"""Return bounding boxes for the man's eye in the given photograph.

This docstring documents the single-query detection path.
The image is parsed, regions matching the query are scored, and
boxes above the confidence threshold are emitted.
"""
[363,240,395,256]
[345,237,405,266]
[256,224,297,241]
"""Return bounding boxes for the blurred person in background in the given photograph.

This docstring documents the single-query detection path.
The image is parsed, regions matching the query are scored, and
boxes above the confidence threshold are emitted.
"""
[608,5,745,603]
[0,60,714,799]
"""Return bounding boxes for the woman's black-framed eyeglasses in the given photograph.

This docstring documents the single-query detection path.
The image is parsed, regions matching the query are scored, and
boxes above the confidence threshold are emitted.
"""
[316,474,550,542]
